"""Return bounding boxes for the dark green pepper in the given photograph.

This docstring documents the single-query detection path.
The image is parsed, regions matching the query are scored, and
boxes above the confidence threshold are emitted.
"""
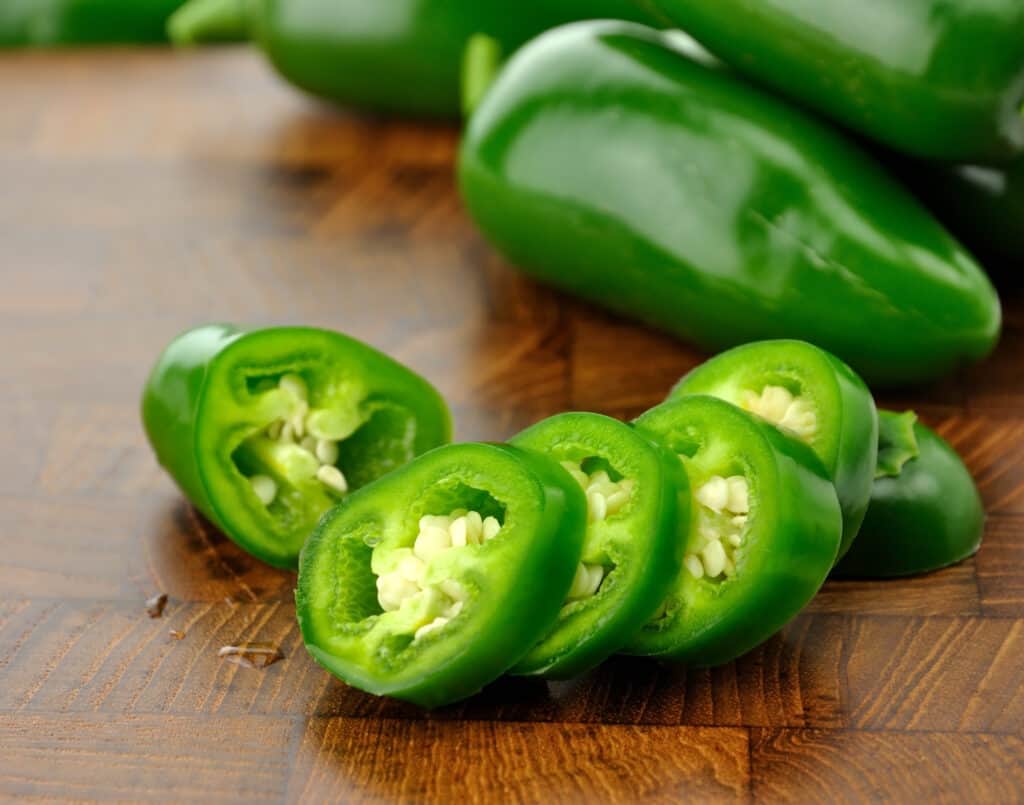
[508,412,687,678]
[627,396,841,666]
[458,22,1001,387]
[167,0,663,118]
[650,0,1024,162]
[833,411,985,578]
[296,442,587,707]
[669,340,878,561]
[900,157,1024,273]
[141,324,451,569]
[1,0,185,45]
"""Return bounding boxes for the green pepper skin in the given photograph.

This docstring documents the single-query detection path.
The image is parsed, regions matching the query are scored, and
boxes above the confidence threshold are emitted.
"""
[1,0,185,46]
[650,0,1024,162]
[900,157,1024,272]
[142,324,451,569]
[833,412,985,579]
[169,0,663,118]
[458,22,1001,387]
[628,396,841,666]
[297,442,587,707]
[669,340,878,561]
[509,412,687,679]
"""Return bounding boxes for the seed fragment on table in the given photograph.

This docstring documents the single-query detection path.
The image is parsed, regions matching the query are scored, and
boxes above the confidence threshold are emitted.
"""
[145,593,168,618]
[218,642,285,669]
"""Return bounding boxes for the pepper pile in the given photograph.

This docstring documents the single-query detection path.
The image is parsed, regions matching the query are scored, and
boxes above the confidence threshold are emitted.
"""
[144,327,983,706]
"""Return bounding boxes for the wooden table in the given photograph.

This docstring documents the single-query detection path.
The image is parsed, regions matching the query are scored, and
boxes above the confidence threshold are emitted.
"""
[2,47,1022,803]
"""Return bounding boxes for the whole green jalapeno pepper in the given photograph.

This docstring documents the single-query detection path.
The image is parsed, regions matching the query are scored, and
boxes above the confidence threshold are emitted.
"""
[507,412,687,679]
[1,0,185,45]
[296,442,587,707]
[458,22,1001,387]
[141,324,451,569]
[668,340,878,562]
[167,0,664,118]
[626,396,842,666]
[649,0,1024,162]
[833,411,985,579]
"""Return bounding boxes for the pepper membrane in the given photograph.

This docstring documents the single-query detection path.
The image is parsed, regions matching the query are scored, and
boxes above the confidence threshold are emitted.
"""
[628,396,841,666]
[296,442,587,707]
[669,340,878,561]
[509,412,687,678]
[142,324,451,568]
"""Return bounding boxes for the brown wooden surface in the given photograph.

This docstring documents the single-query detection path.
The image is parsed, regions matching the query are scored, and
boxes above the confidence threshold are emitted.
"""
[1,47,1023,804]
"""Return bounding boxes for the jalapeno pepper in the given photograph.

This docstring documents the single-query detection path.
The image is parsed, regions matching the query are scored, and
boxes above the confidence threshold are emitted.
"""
[141,324,451,569]
[296,442,587,707]
[833,412,985,579]
[669,340,878,562]
[167,0,664,118]
[458,22,1001,387]
[626,396,841,666]
[506,412,687,678]
[649,0,1024,162]
[1,0,185,45]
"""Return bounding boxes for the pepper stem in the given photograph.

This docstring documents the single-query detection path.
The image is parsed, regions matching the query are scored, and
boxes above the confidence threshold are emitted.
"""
[167,0,249,46]
[875,410,920,479]
[461,34,504,120]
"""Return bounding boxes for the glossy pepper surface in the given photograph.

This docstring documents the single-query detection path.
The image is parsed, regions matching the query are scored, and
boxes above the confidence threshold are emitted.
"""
[669,340,878,561]
[1,0,185,46]
[458,22,1001,387]
[168,0,663,118]
[141,324,451,569]
[627,396,841,666]
[834,412,985,579]
[297,442,587,707]
[650,0,1024,161]
[509,412,687,678]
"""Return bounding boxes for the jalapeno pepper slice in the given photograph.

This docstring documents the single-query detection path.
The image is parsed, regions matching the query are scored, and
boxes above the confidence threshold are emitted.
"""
[507,412,687,678]
[142,324,451,569]
[669,340,878,561]
[833,411,985,579]
[296,442,587,707]
[627,396,841,666]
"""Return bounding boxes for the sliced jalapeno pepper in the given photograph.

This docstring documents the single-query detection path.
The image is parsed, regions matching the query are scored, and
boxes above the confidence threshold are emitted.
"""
[507,412,687,678]
[833,412,985,579]
[142,324,451,569]
[669,340,878,561]
[627,396,841,666]
[296,442,587,707]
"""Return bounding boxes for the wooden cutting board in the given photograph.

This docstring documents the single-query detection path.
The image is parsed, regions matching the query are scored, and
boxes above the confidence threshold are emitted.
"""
[1,47,1022,803]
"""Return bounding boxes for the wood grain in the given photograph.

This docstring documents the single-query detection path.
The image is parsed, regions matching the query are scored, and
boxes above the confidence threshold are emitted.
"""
[1,47,1022,802]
